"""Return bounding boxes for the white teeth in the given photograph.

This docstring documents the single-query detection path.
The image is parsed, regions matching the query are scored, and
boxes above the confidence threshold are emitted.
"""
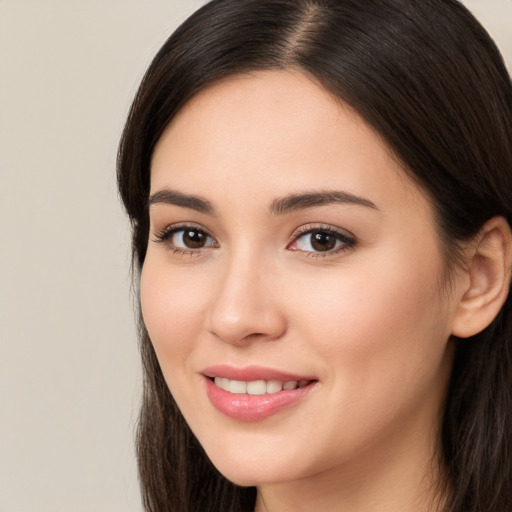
[266,380,283,394]
[214,377,307,394]
[215,377,230,391]
[229,380,247,394]
[247,380,267,395]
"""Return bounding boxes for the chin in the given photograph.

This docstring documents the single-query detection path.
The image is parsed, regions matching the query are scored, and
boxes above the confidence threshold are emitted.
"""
[203,443,310,487]
[214,463,291,488]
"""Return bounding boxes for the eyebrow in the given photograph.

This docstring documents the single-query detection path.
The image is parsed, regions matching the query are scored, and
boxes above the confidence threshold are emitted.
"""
[147,188,378,216]
[147,189,215,215]
[269,190,378,215]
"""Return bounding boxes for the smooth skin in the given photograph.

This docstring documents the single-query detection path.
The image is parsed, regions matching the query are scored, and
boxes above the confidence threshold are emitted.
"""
[141,71,511,512]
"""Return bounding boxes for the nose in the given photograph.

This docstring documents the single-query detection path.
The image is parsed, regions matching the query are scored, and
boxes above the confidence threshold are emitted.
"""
[205,251,287,346]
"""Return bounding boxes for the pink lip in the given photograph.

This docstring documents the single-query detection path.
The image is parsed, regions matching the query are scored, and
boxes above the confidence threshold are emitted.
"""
[202,364,317,382]
[201,365,318,422]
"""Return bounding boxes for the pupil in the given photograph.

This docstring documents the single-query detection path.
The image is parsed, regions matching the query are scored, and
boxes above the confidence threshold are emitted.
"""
[311,231,335,251]
[183,230,205,248]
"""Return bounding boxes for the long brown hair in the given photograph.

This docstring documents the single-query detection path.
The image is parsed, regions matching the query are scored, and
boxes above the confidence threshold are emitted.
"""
[117,1,512,510]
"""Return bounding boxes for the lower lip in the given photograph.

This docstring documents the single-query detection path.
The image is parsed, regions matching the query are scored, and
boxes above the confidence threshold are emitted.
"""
[204,377,316,421]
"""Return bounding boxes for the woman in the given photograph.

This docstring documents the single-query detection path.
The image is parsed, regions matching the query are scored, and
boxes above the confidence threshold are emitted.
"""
[117,0,512,510]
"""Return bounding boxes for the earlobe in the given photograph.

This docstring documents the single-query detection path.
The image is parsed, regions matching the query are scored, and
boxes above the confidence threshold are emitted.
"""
[451,216,512,338]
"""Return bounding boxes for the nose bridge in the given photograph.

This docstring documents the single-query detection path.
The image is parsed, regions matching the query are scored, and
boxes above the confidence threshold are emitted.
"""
[206,244,285,345]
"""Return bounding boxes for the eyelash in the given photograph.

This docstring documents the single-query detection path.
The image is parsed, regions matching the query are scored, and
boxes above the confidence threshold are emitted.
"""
[287,224,357,258]
[153,223,356,258]
[153,223,218,257]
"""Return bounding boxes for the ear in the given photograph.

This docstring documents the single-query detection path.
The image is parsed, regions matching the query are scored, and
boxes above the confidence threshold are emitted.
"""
[451,216,512,338]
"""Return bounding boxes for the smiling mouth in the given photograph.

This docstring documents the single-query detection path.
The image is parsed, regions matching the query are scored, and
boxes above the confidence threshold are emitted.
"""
[212,377,313,395]
[204,372,318,421]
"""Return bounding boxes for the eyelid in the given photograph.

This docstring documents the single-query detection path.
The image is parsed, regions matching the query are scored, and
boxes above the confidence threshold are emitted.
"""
[287,223,357,256]
[152,222,218,254]
[151,221,356,258]
[153,221,209,241]
[290,222,355,238]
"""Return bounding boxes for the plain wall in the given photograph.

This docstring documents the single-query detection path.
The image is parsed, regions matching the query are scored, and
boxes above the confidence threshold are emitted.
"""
[0,1,510,511]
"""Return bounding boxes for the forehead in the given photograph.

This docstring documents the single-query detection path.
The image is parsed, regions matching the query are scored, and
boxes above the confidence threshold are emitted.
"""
[154,71,391,161]
[150,70,426,217]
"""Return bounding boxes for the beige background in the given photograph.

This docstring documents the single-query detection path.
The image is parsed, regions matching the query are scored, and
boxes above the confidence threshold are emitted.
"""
[0,1,510,511]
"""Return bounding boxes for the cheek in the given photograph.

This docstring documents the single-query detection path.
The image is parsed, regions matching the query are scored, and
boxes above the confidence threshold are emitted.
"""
[140,258,208,361]
[287,250,451,399]
[278,260,453,466]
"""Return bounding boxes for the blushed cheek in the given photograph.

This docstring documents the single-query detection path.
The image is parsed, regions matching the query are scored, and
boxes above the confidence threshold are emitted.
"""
[297,261,445,367]
[303,273,449,443]
[140,262,196,360]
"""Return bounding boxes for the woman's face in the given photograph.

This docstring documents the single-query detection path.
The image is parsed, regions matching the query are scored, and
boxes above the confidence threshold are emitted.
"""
[141,71,463,487]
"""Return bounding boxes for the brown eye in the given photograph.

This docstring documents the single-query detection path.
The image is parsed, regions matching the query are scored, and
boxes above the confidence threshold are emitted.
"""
[154,225,217,252]
[180,229,208,249]
[289,227,356,255]
[310,231,337,252]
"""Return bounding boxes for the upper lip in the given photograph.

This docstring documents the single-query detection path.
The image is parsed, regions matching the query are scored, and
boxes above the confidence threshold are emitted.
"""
[201,364,317,382]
